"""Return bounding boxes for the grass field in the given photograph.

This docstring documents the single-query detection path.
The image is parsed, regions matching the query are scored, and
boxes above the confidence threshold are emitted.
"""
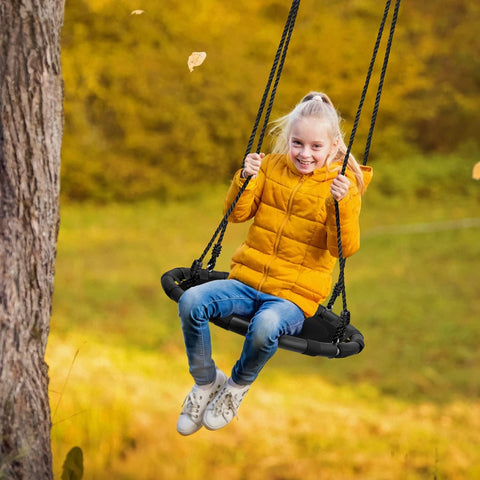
[47,170,480,479]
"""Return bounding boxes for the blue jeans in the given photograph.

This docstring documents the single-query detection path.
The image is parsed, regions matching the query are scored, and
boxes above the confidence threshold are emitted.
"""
[178,279,305,386]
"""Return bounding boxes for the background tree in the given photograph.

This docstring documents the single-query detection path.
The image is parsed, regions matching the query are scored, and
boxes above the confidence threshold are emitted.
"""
[60,0,480,202]
[0,1,65,478]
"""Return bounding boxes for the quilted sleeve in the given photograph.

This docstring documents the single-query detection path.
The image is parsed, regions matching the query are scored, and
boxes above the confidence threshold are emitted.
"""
[223,163,266,223]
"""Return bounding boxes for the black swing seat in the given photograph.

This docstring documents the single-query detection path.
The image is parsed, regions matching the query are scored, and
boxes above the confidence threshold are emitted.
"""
[161,267,365,359]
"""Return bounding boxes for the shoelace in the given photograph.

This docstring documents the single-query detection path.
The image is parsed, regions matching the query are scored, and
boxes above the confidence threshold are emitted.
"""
[182,385,220,419]
[212,389,246,420]
[182,390,202,419]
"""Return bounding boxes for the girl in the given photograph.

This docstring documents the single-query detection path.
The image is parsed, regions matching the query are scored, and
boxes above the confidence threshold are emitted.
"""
[176,92,372,435]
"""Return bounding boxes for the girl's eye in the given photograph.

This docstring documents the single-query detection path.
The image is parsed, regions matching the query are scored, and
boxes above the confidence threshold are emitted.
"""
[292,140,302,146]
[313,144,323,150]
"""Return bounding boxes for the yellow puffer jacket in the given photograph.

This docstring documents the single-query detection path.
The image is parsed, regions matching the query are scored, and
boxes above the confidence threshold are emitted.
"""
[224,153,373,317]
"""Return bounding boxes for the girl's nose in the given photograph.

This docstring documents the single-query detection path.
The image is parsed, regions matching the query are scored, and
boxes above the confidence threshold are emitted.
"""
[299,147,311,158]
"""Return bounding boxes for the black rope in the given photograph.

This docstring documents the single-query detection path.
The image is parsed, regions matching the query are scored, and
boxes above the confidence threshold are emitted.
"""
[328,0,394,313]
[195,0,301,272]
[340,0,395,176]
[242,0,301,163]
[329,0,402,340]
[363,0,402,166]
[254,1,300,154]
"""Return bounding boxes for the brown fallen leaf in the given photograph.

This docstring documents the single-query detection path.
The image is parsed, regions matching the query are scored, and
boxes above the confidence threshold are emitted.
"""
[473,161,480,180]
[188,52,207,72]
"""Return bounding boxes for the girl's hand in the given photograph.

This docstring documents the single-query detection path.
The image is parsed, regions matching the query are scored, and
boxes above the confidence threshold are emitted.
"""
[242,153,265,179]
[330,173,350,201]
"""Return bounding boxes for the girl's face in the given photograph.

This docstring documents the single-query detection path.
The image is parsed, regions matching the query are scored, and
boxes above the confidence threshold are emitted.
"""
[289,117,338,175]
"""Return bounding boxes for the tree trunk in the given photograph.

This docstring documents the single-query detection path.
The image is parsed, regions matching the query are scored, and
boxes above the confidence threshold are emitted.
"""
[0,1,64,478]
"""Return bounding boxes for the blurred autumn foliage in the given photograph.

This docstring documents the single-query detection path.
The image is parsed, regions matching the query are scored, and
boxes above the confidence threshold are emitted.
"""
[61,0,480,202]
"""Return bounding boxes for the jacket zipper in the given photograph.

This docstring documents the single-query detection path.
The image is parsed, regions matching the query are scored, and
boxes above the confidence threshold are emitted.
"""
[258,175,306,292]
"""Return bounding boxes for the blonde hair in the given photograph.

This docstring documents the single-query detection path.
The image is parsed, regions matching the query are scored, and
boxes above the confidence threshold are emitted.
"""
[270,92,365,193]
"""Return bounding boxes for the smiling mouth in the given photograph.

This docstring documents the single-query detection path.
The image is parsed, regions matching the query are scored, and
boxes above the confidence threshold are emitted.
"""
[297,158,314,166]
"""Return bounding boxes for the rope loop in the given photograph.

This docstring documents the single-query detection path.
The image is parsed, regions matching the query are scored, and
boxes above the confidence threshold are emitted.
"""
[207,243,223,271]
[332,310,351,344]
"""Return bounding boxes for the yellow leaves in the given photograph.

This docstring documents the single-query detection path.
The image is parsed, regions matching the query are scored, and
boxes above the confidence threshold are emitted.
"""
[187,52,207,72]
[61,1,480,202]
[473,161,480,180]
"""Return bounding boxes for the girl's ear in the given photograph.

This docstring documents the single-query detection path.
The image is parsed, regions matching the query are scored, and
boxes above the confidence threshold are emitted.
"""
[334,134,340,148]
[330,136,340,155]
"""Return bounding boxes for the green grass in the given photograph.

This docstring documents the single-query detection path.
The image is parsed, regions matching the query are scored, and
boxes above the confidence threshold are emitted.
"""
[48,175,480,479]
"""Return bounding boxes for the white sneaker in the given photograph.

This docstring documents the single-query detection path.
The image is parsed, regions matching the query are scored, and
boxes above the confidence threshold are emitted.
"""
[202,381,250,431]
[177,369,227,436]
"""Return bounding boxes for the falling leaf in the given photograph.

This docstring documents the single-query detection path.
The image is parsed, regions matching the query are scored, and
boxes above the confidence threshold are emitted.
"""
[130,10,145,15]
[473,161,480,180]
[188,52,207,72]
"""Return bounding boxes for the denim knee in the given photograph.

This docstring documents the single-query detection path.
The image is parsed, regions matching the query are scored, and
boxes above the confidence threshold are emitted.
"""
[178,288,200,321]
[250,314,282,348]
[179,286,214,326]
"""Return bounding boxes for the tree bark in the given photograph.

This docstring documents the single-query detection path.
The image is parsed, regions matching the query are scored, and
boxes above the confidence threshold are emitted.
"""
[0,1,64,478]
